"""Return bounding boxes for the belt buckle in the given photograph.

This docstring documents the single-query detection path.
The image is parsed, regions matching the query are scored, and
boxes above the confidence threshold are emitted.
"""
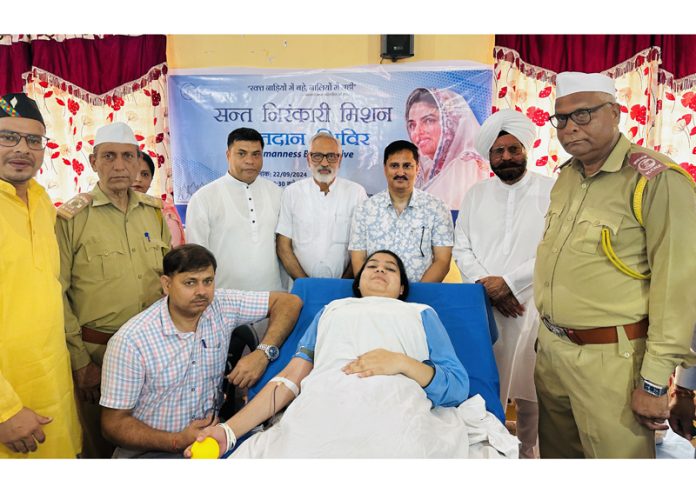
[542,317,568,339]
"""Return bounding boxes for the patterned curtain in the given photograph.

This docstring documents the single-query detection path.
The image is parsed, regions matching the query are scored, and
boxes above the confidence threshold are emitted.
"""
[655,70,696,178]
[492,45,696,181]
[0,34,173,206]
[25,64,170,205]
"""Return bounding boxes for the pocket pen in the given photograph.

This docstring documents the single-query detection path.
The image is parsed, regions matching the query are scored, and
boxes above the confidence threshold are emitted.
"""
[419,226,425,257]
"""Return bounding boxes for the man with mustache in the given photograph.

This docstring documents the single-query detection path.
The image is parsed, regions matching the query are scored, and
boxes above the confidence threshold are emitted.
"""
[276,132,366,282]
[453,109,554,458]
[56,122,172,457]
[534,72,696,458]
[99,244,302,458]
[0,93,80,458]
[349,140,454,283]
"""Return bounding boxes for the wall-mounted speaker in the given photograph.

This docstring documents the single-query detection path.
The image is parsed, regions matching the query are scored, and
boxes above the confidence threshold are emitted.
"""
[381,35,415,62]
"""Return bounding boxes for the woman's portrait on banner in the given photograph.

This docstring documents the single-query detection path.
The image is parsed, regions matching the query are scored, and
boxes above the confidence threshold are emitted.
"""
[405,87,490,209]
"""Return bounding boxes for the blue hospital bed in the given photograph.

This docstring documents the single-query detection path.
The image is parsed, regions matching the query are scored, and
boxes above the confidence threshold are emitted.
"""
[248,278,505,423]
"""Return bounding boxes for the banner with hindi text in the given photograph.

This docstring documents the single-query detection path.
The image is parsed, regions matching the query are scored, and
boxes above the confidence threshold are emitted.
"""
[168,61,492,213]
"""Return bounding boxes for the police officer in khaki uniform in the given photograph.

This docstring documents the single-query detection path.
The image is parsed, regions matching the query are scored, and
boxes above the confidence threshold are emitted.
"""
[533,72,696,458]
[56,122,171,458]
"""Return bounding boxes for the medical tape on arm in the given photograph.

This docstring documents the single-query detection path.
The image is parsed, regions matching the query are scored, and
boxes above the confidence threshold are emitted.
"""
[216,422,237,454]
[269,376,300,398]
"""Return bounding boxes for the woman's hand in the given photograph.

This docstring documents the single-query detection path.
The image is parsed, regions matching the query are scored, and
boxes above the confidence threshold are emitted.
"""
[182,424,226,458]
[342,349,405,378]
[343,349,435,388]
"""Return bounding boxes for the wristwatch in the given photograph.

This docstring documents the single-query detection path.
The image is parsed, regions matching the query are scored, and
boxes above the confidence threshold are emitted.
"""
[640,377,669,397]
[256,343,279,362]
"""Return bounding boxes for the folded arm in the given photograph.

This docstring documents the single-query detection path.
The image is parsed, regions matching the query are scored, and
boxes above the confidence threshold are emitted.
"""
[342,308,469,407]
[342,349,435,387]
[420,308,470,406]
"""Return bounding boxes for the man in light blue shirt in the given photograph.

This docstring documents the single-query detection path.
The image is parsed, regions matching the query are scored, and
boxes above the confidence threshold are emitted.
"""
[349,140,454,283]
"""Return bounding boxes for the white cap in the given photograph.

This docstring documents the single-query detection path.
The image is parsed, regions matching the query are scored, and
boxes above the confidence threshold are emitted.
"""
[93,122,138,146]
[556,72,615,98]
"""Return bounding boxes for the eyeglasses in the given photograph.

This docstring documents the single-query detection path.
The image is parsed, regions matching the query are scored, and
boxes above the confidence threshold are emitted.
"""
[489,144,524,160]
[548,102,613,129]
[0,131,50,150]
[309,152,340,164]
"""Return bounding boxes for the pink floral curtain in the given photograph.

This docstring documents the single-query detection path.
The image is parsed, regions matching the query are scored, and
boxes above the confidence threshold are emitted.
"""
[492,45,696,181]
[0,35,173,206]
[25,65,170,205]
[492,47,561,176]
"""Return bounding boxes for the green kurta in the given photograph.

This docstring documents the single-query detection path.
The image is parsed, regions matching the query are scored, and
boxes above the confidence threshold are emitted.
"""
[56,184,171,371]
[534,134,696,385]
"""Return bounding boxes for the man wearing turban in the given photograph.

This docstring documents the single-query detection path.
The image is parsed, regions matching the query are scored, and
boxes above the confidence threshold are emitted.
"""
[453,109,554,458]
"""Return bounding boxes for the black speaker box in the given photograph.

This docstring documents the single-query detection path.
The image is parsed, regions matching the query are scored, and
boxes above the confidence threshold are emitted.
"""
[381,35,415,61]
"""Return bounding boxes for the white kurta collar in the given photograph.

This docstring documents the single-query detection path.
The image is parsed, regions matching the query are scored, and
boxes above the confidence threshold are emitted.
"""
[493,169,531,191]
[223,172,257,188]
[310,177,338,196]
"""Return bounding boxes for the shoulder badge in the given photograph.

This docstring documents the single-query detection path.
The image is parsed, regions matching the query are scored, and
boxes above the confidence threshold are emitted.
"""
[57,193,93,220]
[558,157,573,169]
[138,193,164,209]
[628,152,669,180]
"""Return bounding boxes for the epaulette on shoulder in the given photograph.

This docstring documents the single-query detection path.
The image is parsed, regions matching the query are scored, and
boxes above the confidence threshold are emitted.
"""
[57,193,93,220]
[558,157,573,169]
[138,193,164,209]
[628,150,695,184]
[627,151,671,180]
[628,150,695,229]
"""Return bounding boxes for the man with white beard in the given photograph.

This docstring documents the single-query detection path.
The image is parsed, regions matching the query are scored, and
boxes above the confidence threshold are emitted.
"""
[276,132,367,281]
[453,109,554,458]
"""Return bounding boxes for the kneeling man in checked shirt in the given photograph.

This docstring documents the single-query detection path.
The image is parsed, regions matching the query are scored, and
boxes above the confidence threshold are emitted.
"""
[99,244,302,458]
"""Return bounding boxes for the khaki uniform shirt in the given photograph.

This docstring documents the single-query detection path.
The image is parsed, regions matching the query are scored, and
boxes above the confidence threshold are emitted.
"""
[534,134,696,385]
[56,184,171,370]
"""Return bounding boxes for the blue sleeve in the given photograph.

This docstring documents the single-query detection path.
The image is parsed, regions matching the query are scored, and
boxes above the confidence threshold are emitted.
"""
[293,307,325,364]
[420,307,470,407]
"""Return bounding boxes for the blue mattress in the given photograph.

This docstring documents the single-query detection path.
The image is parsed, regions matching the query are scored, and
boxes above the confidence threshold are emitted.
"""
[249,278,504,423]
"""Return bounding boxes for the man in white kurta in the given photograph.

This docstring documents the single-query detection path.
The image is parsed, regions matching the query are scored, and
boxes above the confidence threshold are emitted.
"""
[186,128,283,293]
[276,133,367,281]
[453,109,554,458]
